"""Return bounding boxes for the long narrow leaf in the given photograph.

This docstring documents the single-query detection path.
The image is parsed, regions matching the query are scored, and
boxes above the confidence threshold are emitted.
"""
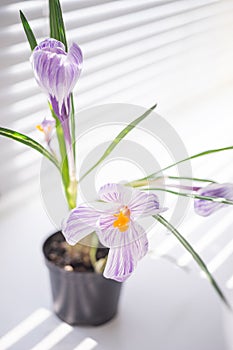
[79,104,157,182]
[0,127,60,170]
[49,0,68,51]
[153,214,231,309]
[144,187,233,206]
[166,175,216,183]
[138,146,233,182]
[49,105,71,202]
[19,10,37,50]
[128,175,216,188]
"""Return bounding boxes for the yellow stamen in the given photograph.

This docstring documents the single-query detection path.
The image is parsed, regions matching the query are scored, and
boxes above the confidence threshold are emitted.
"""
[36,124,44,133]
[113,207,130,232]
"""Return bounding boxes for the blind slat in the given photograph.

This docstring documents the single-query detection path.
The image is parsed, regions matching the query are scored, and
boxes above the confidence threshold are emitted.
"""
[1,9,232,110]
[0,0,218,66]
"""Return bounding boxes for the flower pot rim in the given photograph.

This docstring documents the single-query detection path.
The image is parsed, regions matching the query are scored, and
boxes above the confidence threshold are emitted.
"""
[42,231,101,276]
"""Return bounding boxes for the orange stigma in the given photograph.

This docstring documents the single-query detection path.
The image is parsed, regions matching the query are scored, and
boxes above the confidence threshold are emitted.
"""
[113,206,130,232]
[36,124,44,133]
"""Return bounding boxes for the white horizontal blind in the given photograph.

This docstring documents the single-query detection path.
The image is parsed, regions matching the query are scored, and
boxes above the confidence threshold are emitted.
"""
[0,0,233,201]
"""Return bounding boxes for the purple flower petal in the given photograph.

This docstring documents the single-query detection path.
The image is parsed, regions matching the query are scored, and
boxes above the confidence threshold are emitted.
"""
[34,38,65,52]
[194,183,233,216]
[30,38,83,122]
[98,183,133,205]
[36,118,55,143]
[128,190,166,218]
[62,205,100,245]
[103,247,134,282]
[103,222,148,282]
[40,118,55,130]
[68,43,83,74]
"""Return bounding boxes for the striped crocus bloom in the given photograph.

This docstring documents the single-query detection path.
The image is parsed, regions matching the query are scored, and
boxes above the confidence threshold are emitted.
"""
[62,183,166,282]
[194,183,233,216]
[31,38,82,122]
[31,38,83,179]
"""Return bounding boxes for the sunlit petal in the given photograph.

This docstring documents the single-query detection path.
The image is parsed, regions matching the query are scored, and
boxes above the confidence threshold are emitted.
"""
[98,183,134,205]
[62,205,100,245]
[128,189,166,218]
[103,222,148,281]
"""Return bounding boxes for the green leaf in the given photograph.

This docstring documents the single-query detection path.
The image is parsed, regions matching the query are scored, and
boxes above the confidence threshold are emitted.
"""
[49,104,72,204]
[128,175,216,188]
[153,214,231,310]
[138,146,233,182]
[19,10,37,51]
[79,104,157,182]
[166,175,216,184]
[89,232,98,271]
[144,187,233,206]
[49,0,68,51]
[0,127,60,170]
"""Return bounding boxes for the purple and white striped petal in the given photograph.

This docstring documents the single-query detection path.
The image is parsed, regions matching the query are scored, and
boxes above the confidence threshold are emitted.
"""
[31,38,83,121]
[62,205,100,245]
[128,190,166,219]
[34,38,65,52]
[103,247,134,282]
[194,183,233,217]
[103,222,148,281]
[98,183,133,205]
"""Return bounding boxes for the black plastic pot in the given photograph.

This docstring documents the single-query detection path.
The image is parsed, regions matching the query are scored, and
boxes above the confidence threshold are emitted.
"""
[43,232,122,326]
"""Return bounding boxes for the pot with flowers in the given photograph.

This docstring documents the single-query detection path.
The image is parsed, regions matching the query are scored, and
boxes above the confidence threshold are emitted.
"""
[1,0,233,326]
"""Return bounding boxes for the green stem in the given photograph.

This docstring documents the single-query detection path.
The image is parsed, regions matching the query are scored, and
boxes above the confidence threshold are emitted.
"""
[89,233,107,274]
[89,232,98,269]
[153,214,231,310]
[49,105,75,209]
[70,94,76,163]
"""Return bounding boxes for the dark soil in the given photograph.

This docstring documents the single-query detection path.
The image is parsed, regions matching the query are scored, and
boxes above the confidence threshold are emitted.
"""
[46,232,109,273]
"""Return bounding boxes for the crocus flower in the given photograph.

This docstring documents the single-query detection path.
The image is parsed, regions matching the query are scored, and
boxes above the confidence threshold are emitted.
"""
[194,183,233,216]
[31,38,82,122]
[31,38,83,180]
[36,118,55,144]
[62,183,166,282]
